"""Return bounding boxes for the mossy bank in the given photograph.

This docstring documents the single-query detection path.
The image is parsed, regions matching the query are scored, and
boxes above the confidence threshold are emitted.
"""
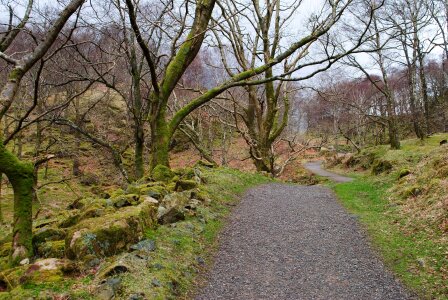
[328,134,448,299]
[0,166,270,299]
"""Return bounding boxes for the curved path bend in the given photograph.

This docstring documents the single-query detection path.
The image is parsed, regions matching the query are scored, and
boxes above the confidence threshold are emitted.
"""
[196,184,412,300]
[303,160,353,183]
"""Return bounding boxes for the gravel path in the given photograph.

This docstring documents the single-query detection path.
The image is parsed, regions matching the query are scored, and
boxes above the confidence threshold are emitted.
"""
[196,184,412,300]
[303,161,353,183]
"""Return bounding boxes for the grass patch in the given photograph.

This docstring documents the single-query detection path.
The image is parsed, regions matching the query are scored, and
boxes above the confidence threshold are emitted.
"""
[333,176,448,299]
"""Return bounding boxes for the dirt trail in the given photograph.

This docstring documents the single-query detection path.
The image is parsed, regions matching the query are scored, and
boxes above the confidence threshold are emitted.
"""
[196,184,412,300]
[303,160,353,183]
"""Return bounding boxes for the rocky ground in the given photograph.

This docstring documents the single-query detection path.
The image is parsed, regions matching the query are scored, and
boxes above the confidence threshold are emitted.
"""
[0,163,217,299]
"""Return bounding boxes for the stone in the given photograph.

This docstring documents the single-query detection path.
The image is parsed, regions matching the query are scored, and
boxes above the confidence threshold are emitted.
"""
[158,207,185,225]
[1,259,79,288]
[96,253,147,279]
[65,200,157,260]
[398,169,411,179]
[175,180,198,192]
[151,278,162,287]
[417,258,426,268]
[58,212,81,228]
[185,199,200,211]
[155,192,192,224]
[83,255,101,269]
[111,194,141,208]
[19,258,29,265]
[96,277,122,300]
[140,196,158,204]
[130,239,156,252]
[36,240,65,258]
[160,192,191,209]
[196,257,205,265]
[33,227,66,245]
[128,293,145,300]
[139,184,169,200]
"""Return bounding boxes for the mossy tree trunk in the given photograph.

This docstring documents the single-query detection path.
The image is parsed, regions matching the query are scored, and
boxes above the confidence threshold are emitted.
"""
[150,108,170,169]
[0,141,34,264]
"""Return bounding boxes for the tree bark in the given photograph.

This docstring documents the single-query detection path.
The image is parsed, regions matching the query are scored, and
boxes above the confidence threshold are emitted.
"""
[150,110,170,169]
[0,141,34,265]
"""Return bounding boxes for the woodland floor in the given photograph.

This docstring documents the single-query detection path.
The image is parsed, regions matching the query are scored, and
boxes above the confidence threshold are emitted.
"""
[195,183,413,300]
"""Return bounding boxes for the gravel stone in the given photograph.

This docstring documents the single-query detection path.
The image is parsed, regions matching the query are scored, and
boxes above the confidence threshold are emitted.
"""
[196,184,414,300]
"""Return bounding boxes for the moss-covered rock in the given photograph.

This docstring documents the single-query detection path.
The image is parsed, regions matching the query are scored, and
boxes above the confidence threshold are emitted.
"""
[79,206,108,221]
[0,265,26,288]
[30,259,77,288]
[157,192,192,224]
[109,194,141,208]
[151,165,175,182]
[175,180,198,192]
[65,200,157,260]
[398,168,411,179]
[140,185,167,200]
[68,197,108,210]
[32,228,66,245]
[0,258,76,291]
[96,252,150,280]
[0,257,9,271]
[58,212,81,228]
[36,240,65,258]
[192,190,212,205]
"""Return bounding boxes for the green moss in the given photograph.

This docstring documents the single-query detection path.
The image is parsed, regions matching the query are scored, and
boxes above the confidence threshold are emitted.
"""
[58,213,80,228]
[151,165,175,182]
[371,159,393,175]
[7,68,24,82]
[0,140,35,265]
[140,185,167,200]
[0,243,11,257]
[175,180,198,192]
[33,228,66,245]
[398,169,411,179]
[36,240,65,258]
[65,200,157,260]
